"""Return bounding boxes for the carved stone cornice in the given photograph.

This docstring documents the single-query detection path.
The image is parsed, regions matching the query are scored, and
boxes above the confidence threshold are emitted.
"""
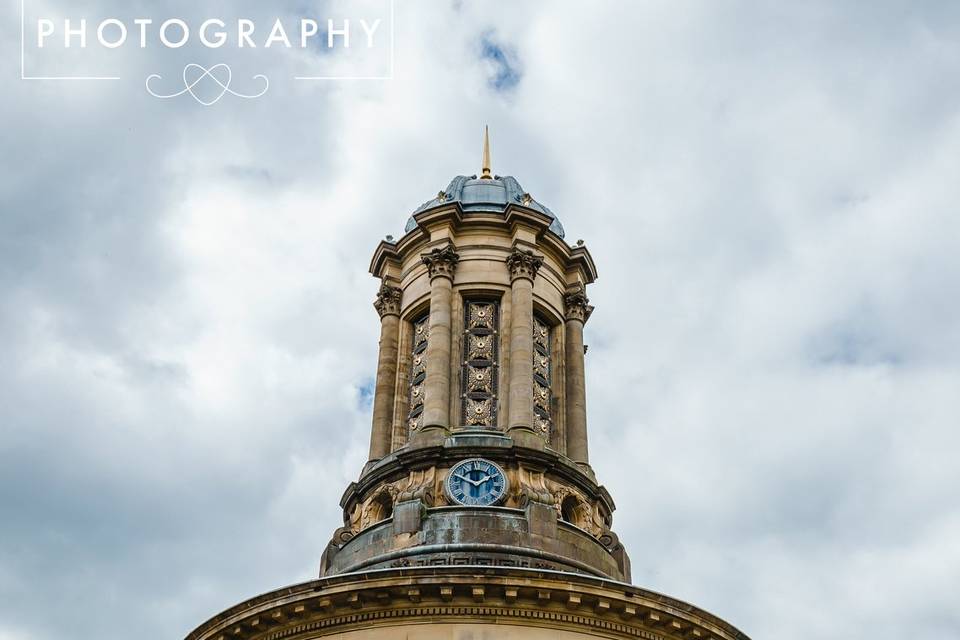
[184,566,752,640]
[506,248,544,282]
[564,289,594,323]
[420,244,460,280]
[373,283,402,318]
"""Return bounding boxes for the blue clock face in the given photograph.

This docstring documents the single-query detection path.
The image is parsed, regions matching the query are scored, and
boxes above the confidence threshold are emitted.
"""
[446,458,508,506]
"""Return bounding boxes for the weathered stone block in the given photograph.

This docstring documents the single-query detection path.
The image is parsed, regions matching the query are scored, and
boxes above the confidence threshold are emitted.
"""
[526,500,557,538]
[393,499,424,534]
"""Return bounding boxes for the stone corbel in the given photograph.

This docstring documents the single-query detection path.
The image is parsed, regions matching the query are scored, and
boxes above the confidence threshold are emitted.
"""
[318,525,356,577]
[347,503,362,533]
[395,467,437,506]
[509,465,554,508]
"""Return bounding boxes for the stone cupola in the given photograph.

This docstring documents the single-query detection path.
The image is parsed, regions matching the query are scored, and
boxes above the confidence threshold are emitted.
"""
[320,129,629,581]
[185,130,750,640]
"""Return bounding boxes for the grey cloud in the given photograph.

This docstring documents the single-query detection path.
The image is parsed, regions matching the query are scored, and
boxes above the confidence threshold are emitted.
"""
[2,1,959,639]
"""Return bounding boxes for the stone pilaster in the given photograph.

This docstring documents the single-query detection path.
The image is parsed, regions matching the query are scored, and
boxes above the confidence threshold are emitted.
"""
[564,288,593,465]
[419,245,459,437]
[368,283,402,461]
[506,249,543,437]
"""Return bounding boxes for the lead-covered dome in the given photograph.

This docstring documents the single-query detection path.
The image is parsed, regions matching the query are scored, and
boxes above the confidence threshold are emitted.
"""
[405,174,566,238]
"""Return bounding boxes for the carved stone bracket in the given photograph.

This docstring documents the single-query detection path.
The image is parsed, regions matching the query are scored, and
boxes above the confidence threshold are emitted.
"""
[373,283,402,318]
[319,524,357,576]
[395,467,438,506]
[421,244,460,280]
[509,465,555,508]
[564,288,593,323]
[506,248,544,282]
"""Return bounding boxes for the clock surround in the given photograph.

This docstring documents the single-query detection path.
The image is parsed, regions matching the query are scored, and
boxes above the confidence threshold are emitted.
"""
[445,457,508,506]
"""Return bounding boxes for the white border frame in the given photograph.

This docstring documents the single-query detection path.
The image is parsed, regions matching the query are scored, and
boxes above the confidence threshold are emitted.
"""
[19,0,394,82]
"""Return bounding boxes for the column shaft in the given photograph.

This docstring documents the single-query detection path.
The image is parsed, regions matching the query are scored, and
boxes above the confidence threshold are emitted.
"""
[505,249,543,437]
[507,276,535,431]
[368,313,400,459]
[422,275,453,431]
[368,284,402,461]
[418,245,459,436]
[564,317,589,463]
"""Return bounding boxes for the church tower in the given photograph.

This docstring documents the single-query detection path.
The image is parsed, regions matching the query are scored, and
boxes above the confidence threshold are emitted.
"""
[185,130,750,640]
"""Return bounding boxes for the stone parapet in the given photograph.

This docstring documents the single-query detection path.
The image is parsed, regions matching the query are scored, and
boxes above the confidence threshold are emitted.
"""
[323,504,624,579]
[323,435,627,582]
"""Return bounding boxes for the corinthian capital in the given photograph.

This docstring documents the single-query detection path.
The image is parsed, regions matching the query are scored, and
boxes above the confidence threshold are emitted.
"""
[564,289,593,323]
[373,283,402,318]
[506,248,544,282]
[420,244,460,280]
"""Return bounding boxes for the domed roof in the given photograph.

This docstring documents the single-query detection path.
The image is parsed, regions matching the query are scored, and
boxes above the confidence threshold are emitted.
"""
[405,174,566,238]
[405,127,565,238]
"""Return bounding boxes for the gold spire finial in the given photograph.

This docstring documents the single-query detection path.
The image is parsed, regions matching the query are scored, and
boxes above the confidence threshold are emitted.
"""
[480,125,492,179]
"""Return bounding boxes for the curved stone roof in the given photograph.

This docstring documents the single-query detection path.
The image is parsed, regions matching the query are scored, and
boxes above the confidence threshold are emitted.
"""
[406,174,566,238]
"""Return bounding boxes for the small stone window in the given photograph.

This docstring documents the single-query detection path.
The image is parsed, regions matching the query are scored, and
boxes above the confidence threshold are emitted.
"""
[407,313,429,434]
[533,314,552,437]
[461,300,499,427]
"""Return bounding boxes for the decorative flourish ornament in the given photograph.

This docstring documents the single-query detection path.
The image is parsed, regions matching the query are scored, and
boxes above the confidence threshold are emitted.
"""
[534,381,551,412]
[533,316,550,349]
[467,302,495,329]
[534,353,550,379]
[464,397,493,426]
[467,333,494,360]
[145,63,268,105]
[535,412,551,434]
[413,317,429,349]
[410,352,425,379]
[467,366,493,394]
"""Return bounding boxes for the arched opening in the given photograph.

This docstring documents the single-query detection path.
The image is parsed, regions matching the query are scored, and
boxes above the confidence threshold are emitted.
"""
[560,495,580,525]
[368,491,394,524]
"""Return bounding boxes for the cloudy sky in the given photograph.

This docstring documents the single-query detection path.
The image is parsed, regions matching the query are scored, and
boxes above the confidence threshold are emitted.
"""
[3,1,960,638]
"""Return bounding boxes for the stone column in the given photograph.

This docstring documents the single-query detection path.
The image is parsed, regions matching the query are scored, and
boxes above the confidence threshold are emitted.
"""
[506,249,544,436]
[564,289,592,464]
[368,283,402,461]
[419,245,459,435]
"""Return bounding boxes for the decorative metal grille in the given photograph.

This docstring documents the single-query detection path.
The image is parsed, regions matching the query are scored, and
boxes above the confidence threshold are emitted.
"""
[462,300,499,427]
[533,315,552,436]
[407,314,429,434]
